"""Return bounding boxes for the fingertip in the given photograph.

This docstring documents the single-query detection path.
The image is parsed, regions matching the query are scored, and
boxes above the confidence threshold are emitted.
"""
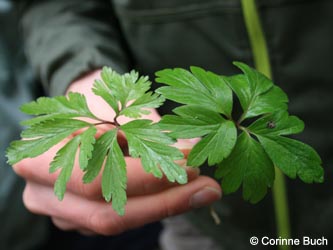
[184,166,200,180]
[189,186,222,208]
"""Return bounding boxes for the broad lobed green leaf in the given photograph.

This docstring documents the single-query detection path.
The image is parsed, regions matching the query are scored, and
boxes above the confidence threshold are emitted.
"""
[190,66,233,116]
[248,111,304,136]
[158,106,225,139]
[227,62,288,120]
[234,62,272,97]
[156,62,324,204]
[188,120,237,167]
[156,67,233,116]
[248,111,323,183]
[215,132,275,203]
[256,136,323,183]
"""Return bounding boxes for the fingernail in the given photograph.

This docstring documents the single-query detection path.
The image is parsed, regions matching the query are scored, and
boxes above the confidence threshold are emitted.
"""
[190,187,221,208]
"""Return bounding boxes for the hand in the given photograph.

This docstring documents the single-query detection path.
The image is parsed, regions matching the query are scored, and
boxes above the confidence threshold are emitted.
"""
[13,70,222,235]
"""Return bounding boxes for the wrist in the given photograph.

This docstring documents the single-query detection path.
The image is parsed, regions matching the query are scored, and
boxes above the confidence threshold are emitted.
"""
[66,69,102,94]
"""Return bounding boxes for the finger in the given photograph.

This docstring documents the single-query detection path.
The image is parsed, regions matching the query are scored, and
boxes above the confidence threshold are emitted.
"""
[22,177,221,235]
[51,217,81,231]
[14,144,200,199]
[51,217,96,235]
[13,140,102,199]
[78,229,97,236]
[173,138,201,158]
[125,158,200,196]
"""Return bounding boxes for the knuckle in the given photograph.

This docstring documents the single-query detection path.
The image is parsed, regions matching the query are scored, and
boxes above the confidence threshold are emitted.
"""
[159,190,192,219]
[51,217,66,230]
[22,184,39,213]
[141,175,171,196]
[12,161,28,177]
[159,196,175,219]
[51,217,75,231]
[69,168,102,200]
[81,182,102,200]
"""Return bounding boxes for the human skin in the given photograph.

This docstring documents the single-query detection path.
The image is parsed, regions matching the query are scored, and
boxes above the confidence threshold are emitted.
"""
[13,70,222,235]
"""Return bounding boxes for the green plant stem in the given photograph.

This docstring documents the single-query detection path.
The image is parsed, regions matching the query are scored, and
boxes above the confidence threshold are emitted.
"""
[240,0,272,77]
[273,168,291,239]
[94,121,118,127]
[240,0,291,249]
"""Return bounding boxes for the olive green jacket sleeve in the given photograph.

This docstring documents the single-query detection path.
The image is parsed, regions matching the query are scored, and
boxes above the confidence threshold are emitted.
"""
[1,3,49,250]
[18,0,131,96]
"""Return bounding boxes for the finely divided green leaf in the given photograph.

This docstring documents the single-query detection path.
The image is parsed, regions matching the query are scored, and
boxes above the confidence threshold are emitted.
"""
[20,92,97,125]
[20,119,90,138]
[121,71,151,104]
[216,132,275,203]
[101,131,127,215]
[41,126,96,202]
[49,136,81,200]
[83,130,118,183]
[121,120,186,184]
[7,136,67,165]
[93,79,119,114]
[119,92,165,118]
[78,127,97,170]
[7,119,89,165]
[83,129,127,215]
[94,67,164,118]
[121,120,176,145]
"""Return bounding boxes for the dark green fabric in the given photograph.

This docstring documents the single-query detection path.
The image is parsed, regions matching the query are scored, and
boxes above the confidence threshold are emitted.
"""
[0,2,49,250]
[15,0,333,249]
[18,0,132,96]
